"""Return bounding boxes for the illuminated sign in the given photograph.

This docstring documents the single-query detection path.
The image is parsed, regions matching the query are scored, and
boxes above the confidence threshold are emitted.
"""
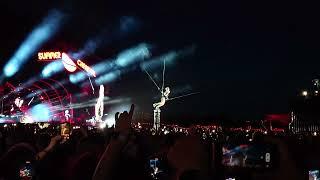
[38,51,61,61]
[77,60,96,77]
[62,53,77,72]
[39,52,97,77]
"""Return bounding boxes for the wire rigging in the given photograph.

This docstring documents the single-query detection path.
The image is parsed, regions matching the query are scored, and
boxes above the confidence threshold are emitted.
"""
[167,92,200,101]
[143,68,162,92]
[143,58,200,102]
[161,59,165,92]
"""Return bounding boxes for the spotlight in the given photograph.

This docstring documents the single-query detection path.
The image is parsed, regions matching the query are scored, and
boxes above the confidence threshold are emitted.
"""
[95,70,121,85]
[115,43,151,67]
[28,103,52,122]
[4,10,64,77]
[41,60,64,78]
[69,72,87,84]
[302,90,308,96]
[313,132,317,136]
[99,122,107,129]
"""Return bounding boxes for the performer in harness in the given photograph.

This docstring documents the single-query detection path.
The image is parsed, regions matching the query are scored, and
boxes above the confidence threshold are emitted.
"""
[153,87,170,110]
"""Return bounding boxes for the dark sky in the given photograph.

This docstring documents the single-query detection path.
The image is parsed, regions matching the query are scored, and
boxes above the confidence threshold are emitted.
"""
[0,0,320,124]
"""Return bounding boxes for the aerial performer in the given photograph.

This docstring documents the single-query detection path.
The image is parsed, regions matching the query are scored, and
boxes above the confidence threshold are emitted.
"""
[95,85,104,122]
[153,87,170,110]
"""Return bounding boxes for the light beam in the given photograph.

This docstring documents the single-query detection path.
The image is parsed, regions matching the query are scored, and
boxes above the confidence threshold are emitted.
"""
[72,16,141,59]
[4,10,64,77]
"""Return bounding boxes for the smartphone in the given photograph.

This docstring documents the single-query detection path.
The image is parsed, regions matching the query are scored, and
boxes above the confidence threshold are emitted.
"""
[60,123,71,140]
[222,143,274,168]
[150,158,161,175]
[309,170,320,180]
[19,161,33,179]
[148,157,168,179]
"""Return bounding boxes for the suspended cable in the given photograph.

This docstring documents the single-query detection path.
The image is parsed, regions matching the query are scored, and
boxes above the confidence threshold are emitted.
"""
[87,75,95,95]
[161,59,166,92]
[167,92,200,101]
[143,68,161,92]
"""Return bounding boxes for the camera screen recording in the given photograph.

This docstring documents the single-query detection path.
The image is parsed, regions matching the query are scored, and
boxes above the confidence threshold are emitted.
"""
[150,158,161,174]
[60,123,71,139]
[148,157,169,179]
[222,144,273,168]
[309,170,320,180]
[19,161,33,178]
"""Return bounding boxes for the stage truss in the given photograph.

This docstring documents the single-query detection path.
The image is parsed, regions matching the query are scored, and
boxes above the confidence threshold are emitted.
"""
[0,79,72,123]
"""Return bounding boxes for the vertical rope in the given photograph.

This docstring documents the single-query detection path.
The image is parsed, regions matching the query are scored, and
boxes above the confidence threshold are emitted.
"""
[161,59,166,92]
[143,68,161,92]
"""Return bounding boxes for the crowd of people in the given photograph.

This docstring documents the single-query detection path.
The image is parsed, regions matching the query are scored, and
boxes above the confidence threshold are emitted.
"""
[0,104,318,180]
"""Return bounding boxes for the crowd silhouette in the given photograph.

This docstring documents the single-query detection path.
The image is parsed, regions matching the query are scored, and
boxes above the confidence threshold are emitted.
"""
[0,104,316,180]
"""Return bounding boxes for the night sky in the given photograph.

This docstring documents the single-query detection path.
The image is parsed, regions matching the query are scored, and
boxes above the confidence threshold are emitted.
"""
[0,0,320,125]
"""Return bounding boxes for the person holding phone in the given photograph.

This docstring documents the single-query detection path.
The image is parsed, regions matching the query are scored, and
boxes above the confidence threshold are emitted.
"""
[60,123,71,143]
[251,137,304,180]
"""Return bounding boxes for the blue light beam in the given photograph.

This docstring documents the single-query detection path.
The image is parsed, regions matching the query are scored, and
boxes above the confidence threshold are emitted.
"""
[95,70,121,85]
[4,10,64,77]
[28,103,52,122]
[70,43,150,84]
[140,45,196,71]
[41,60,64,78]
[69,61,116,84]
[72,16,141,59]
[116,43,151,67]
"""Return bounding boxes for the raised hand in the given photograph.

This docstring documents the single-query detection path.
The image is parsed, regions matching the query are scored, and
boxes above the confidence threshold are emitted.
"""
[115,104,135,133]
[48,135,62,149]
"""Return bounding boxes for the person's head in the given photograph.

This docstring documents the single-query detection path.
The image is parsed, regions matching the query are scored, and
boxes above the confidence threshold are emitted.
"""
[165,87,170,92]
[167,137,209,177]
